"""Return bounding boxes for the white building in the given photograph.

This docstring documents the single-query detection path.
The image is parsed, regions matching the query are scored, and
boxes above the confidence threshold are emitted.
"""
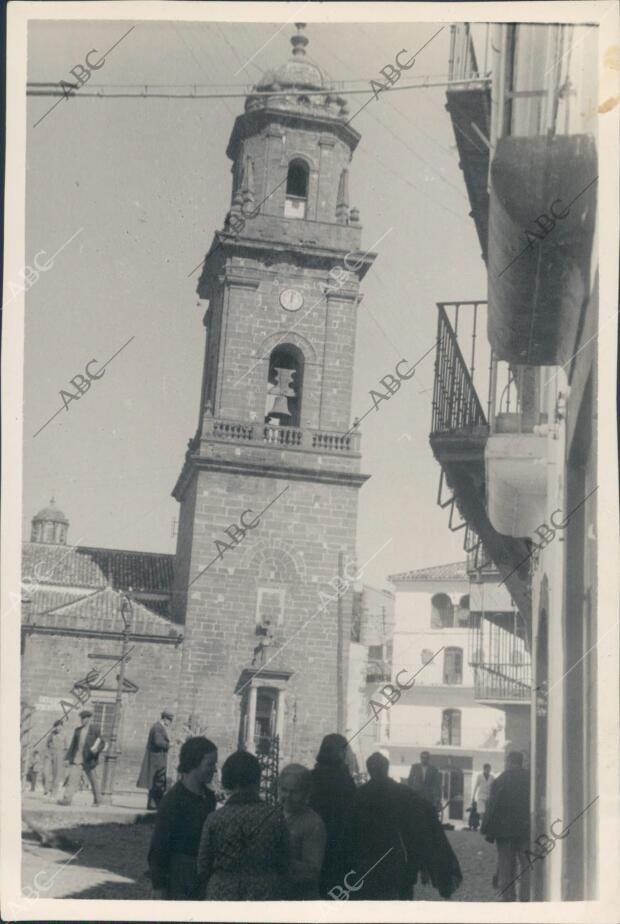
[387,561,507,824]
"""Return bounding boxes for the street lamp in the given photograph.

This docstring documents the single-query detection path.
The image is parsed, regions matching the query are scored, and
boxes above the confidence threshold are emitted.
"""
[100,589,133,803]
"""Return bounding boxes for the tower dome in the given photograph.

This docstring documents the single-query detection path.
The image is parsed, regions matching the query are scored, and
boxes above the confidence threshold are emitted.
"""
[255,23,327,92]
[31,498,69,545]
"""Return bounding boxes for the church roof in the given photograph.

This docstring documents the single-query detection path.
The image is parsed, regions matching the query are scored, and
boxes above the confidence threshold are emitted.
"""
[27,585,180,638]
[388,561,468,584]
[22,542,174,594]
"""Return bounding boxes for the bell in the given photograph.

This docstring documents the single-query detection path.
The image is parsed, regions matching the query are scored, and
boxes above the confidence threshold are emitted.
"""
[268,395,292,422]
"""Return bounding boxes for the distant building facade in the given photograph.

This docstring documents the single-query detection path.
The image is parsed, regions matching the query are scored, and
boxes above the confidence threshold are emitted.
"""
[347,585,395,770]
[387,561,507,824]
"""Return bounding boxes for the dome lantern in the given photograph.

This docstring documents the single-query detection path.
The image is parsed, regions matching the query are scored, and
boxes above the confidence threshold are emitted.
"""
[31,497,69,545]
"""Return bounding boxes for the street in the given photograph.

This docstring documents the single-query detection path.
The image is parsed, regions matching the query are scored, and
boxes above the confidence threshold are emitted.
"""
[21,801,498,901]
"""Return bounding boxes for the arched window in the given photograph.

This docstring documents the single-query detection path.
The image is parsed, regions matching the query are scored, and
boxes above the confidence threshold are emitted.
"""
[456,594,470,627]
[431,593,454,629]
[285,159,309,219]
[265,344,304,428]
[443,647,463,684]
[441,708,461,746]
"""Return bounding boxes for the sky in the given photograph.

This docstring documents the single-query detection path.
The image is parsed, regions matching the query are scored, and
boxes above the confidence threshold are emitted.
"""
[23,18,487,588]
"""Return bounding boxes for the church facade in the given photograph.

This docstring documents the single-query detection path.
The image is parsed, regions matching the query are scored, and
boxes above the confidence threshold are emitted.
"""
[21,27,377,782]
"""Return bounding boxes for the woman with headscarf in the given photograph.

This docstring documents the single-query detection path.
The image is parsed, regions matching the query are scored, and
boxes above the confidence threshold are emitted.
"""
[148,736,218,900]
[308,733,357,897]
[197,750,290,900]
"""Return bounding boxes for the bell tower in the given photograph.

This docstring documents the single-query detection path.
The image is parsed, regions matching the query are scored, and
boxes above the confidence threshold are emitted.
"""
[172,25,377,765]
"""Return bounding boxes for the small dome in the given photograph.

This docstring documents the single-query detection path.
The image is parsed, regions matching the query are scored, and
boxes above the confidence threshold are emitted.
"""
[33,498,68,524]
[255,23,327,92]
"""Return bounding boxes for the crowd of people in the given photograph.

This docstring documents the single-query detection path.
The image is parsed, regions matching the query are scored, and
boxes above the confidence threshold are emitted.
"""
[146,732,463,902]
[25,707,531,902]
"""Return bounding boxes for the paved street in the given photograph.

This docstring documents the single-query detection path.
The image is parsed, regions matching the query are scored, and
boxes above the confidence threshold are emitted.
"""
[21,803,498,902]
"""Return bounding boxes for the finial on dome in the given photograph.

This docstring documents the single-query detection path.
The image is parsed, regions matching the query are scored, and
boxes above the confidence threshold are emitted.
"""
[291,22,308,57]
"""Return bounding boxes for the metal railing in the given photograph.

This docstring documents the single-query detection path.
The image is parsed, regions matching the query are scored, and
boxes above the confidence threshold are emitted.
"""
[469,613,532,701]
[431,302,488,434]
[448,23,480,82]
[204,417,361,453]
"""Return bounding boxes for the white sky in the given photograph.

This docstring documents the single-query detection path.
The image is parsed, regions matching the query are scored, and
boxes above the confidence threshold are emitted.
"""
[24,19,486,587]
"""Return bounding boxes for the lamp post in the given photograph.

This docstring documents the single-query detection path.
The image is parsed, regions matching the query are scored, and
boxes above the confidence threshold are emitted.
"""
[101,589,132,804]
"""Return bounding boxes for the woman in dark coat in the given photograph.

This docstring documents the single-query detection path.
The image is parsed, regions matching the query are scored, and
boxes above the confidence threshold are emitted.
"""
[308,733,357,897]
[197,750,290,900]
[148,736,218,900]
[138,710,173,809]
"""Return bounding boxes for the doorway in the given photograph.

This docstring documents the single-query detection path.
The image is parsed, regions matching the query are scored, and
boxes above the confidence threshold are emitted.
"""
[441,767,464,820]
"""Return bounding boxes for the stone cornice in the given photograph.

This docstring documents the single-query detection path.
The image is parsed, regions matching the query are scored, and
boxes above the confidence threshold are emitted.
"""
[217,273,261,290]
[172,452,370,501]
[21,624,184,645]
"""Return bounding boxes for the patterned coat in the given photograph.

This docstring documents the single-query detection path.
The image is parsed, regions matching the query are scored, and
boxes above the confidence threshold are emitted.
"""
[197,791,290,900]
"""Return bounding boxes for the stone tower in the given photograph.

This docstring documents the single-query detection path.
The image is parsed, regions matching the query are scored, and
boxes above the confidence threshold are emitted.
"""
[172,25,376,765]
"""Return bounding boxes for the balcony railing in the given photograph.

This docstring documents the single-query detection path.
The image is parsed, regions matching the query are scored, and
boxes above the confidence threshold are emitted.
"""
[448,23,491,83]
[431,302,488,435]
[469,612,531,702]
[203,417,361,454]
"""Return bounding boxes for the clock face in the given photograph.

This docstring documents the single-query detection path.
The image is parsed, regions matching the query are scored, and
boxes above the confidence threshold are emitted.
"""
[279,288,304,312]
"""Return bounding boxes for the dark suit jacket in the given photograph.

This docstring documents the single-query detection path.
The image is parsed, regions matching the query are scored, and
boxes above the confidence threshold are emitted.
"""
[66,723,105,769]
[407,763,442,808]
[480,768,530,841]
[347,778,462,900]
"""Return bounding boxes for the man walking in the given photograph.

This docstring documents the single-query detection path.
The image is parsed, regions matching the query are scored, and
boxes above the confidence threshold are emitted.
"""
[138,709,174,810]
[407,751,442,813]
[59,709,105,806]
[472,762,495,826]
[481,751,530,901]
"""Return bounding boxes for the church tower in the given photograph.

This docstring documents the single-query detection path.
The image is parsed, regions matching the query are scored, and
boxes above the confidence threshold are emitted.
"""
[172,25,376,765]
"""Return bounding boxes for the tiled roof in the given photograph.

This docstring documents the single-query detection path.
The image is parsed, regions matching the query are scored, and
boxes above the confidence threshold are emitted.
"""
[388,561,468,583]
[28,586,180,637]
[22,543,174,594]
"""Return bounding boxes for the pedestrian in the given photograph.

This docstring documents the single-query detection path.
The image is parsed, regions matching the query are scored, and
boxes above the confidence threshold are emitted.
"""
[279,763,326,899]
[197,750,290,900]
[59,709,105,806]
[43,720,67,798]
[472,762,495,827]
[481,750,530,901]
[347,752,462,900]
[148,736,218,900]
[407,750,442,813]
[308,733,357,897]
[137,709,174,810]
[27,750,42,792]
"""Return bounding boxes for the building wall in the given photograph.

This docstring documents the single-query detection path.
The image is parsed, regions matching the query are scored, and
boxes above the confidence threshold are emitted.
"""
[21,630,182,791]
[203,252,360,434]
[175,466,359,769]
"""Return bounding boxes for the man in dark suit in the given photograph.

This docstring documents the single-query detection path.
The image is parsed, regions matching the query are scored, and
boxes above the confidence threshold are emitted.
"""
[481,751,530,901]
[137,709,174,809]
[348,752,462,900]
[407,751,442,813]
[59,709,105,806]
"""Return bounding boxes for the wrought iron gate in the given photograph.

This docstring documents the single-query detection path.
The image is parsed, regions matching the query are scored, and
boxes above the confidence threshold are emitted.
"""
[256,734,280,804]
